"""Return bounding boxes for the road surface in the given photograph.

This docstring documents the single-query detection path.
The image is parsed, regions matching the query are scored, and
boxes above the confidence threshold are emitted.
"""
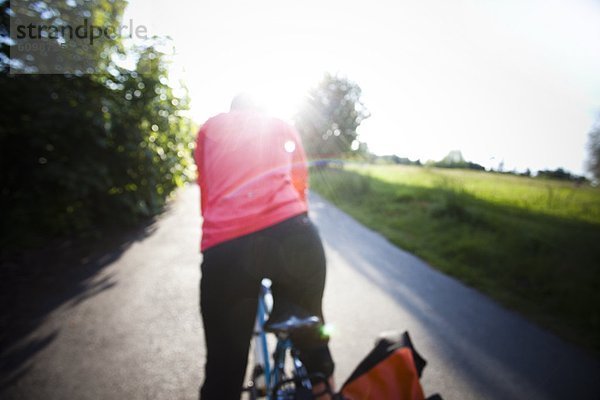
[1,184,598,399]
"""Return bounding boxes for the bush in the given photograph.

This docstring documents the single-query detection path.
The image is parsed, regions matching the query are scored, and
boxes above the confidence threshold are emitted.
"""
[0,48,194,249]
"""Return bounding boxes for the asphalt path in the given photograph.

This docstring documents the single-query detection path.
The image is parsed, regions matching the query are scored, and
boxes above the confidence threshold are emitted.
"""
[1,184,598,399]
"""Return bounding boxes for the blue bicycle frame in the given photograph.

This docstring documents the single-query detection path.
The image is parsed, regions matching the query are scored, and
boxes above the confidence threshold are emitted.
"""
[250,279,317,399]
[255,279,273,394]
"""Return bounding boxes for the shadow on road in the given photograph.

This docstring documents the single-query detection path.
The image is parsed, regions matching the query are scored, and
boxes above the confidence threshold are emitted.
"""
[0,218,159,393]
[311,195,600,400]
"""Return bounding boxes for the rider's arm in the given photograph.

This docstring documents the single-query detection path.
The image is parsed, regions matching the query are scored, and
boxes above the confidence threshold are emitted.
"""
[288,125,308,207]
[193,124,207,216]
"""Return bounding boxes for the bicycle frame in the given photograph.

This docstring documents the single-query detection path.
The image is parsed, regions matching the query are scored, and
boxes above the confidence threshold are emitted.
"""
[253,279,273,394]
[247,279,315,400]
[271,337,313,398]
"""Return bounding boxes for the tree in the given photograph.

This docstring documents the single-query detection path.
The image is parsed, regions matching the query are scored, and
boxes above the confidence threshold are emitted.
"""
[1,1,194,249]
[440,150,465,165]
[2,0,126,74]
[435,150,485,171]
[536,168,587,183]
[294,73,369,158]
[587,118,600,181]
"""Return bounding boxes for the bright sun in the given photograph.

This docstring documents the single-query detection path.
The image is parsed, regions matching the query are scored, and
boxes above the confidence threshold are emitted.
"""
[230,60,319,121]
[237,79,303,121]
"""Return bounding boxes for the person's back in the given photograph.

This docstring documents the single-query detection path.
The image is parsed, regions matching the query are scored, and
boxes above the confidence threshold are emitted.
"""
[195,110,308,251]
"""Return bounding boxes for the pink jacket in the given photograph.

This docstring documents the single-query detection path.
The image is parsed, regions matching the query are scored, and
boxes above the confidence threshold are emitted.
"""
[194,111,308,251]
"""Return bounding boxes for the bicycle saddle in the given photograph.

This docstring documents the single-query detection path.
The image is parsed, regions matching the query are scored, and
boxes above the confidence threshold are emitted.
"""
[264,314,321,335]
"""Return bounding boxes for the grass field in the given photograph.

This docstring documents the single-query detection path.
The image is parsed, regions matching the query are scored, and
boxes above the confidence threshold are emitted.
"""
[310,164,600,353]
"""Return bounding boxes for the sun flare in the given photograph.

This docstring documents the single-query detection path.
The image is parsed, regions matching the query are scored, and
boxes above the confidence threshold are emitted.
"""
[234,77,305,121]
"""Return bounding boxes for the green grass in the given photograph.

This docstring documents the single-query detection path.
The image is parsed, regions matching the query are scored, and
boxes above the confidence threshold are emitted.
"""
[310,164,600,353]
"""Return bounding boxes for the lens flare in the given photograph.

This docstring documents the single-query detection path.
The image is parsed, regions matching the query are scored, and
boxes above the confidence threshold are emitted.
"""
[320,323,336,339]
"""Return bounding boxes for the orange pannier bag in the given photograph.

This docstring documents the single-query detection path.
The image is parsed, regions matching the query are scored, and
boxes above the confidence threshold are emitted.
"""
[341,331,440,400]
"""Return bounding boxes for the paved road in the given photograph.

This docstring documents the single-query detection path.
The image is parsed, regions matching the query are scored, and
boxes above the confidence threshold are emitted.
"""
[1,184,599,399]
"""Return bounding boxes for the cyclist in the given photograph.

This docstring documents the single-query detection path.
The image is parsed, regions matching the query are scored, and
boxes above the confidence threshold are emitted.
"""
[194,93,335,400]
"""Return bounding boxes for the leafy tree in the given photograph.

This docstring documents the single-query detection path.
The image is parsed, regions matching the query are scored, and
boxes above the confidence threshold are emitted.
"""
[1,1,194,249]
[440,150,465,165]
[536,168,587,183]
[2,0,126,74]
[435,150,484,171]
[587,119,600,181]
[520,169,532,177]
[294,73,369,158]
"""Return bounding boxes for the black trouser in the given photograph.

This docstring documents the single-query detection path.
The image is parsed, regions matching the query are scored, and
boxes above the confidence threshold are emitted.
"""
[199,213,334,400]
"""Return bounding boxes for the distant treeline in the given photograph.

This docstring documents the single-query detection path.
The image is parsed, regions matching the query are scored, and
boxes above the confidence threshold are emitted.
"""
[535,168,588,183]
[368,151,590,183]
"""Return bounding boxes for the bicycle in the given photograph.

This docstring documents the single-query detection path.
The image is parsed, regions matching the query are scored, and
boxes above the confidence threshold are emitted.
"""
[242,279,441,400]
[243,279,335,400]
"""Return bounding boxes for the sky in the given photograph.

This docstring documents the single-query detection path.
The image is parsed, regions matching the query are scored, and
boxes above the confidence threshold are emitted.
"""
[123,0,600,175]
